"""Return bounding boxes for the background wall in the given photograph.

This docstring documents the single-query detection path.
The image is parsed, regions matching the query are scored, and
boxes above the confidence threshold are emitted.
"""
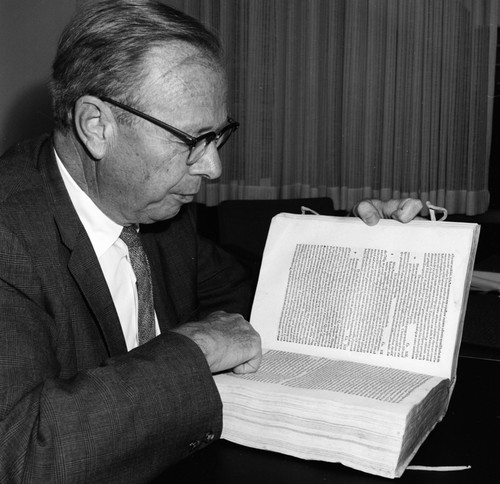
[0,0,77,155]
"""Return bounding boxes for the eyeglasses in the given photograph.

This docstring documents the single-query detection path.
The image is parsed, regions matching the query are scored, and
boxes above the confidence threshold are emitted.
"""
[100,96,239,163]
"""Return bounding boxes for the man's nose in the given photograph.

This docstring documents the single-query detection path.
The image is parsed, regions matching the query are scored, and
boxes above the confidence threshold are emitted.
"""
[189,143,222,180]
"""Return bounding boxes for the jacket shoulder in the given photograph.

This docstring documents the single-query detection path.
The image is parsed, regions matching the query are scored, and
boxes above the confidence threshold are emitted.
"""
[0,134,51,203]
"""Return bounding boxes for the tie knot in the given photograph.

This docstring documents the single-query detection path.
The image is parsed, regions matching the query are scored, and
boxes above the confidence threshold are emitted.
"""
[120,225,141,248]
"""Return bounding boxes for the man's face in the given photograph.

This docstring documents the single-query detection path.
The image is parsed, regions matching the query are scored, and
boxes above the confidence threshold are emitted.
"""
[97,45,228,225]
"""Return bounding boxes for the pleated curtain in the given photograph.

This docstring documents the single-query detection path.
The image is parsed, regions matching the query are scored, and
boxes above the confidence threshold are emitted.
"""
[170,0,497,215]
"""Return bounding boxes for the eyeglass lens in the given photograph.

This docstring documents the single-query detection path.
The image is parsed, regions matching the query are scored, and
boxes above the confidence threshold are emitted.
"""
[188,124,237,163]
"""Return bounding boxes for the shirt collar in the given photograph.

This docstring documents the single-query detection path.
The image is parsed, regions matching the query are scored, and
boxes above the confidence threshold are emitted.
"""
[55,150,123,258]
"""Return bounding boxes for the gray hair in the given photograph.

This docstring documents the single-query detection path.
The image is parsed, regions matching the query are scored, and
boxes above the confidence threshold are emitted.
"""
[50,0,223,131]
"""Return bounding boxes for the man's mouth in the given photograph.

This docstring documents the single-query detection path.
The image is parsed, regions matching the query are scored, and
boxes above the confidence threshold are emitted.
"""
[175,194,196,202]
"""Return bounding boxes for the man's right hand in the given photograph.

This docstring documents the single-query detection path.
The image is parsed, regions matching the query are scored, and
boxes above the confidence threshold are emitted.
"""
[172,311,262,374]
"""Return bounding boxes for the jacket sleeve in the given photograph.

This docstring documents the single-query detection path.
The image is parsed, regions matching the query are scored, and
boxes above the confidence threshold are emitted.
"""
[0,225,222,484]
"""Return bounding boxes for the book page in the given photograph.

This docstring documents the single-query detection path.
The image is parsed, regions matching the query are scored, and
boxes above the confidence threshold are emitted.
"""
[251,214,478,379]
[217,349,444,408]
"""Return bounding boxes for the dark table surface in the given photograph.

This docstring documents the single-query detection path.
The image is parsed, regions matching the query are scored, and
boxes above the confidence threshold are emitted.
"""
[155,354,500,484]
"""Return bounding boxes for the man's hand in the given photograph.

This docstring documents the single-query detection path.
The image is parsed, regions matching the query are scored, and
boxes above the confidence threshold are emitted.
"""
[172,311,262,374]
[352,198,423,226]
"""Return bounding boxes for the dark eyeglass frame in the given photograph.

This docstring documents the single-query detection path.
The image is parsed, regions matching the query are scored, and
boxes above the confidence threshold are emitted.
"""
[100,96,239,155]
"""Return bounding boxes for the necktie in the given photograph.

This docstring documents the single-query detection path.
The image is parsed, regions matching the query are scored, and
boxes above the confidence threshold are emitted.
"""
[120,225,156,345]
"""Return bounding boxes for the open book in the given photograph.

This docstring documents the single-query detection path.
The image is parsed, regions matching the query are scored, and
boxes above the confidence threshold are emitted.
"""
[214,213,479,478]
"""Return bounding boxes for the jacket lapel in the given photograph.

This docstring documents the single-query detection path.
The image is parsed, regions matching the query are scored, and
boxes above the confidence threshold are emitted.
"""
[38,137,127,356]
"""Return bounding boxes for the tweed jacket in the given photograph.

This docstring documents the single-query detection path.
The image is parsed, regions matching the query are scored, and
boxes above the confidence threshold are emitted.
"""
[0,135,252,483]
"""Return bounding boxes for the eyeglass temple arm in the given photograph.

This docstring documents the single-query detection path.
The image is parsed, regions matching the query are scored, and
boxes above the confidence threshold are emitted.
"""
[100,95,197,147]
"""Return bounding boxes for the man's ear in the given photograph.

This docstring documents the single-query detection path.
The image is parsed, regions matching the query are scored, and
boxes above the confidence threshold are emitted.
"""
[73,96,116,160]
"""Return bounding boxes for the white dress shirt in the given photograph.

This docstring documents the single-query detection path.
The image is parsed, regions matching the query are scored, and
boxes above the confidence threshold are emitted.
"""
[55,151,159,350]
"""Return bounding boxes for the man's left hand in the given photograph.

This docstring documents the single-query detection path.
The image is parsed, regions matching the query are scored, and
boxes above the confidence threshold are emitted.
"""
[352,198,423,226]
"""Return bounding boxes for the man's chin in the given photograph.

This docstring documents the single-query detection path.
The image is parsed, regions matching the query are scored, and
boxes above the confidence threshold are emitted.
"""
[140,195,196,224]
[145,203,185,224]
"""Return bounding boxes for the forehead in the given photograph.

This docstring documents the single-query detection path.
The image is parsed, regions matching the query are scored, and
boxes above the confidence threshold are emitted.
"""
[139,44,227,125]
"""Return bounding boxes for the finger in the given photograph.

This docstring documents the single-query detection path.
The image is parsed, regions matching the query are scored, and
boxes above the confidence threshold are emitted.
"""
[232,351,262,374]
[353,200,383,226]
[390,198,423,223]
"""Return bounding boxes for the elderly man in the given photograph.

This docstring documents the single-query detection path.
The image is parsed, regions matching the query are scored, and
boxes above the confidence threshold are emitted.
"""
[0,1,422,482]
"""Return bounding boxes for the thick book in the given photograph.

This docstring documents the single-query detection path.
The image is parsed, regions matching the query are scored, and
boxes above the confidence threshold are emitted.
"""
[214,213,479,478]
